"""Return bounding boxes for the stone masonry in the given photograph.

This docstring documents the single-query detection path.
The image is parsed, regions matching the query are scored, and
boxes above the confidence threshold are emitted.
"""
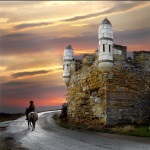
[67,59,150,126]
[63,18,150,127]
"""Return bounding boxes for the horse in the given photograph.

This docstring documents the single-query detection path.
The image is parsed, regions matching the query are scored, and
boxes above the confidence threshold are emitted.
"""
[28,112,38,131]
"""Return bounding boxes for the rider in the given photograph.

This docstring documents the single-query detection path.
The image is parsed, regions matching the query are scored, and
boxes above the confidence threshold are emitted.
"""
[25,100,35,120]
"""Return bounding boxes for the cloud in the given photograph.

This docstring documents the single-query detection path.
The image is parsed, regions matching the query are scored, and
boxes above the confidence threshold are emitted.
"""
[1,80,66,104]
[11,67,62,78]
[0,31,97,56]
[1,26,150,56]
[114,28,150,48]
[62,7,115,22]
[0,80,66,113]
[12,1,148,31]
[12,70,50,78]
[14,22,53,30]
[0,33,53,55]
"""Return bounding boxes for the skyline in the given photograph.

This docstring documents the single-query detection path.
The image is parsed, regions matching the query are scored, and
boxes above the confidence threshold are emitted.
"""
[0,1,150,113]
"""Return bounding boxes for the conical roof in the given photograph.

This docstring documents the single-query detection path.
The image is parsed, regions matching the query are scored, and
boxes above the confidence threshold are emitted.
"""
[100,18,112,25]
[66,45,72,50]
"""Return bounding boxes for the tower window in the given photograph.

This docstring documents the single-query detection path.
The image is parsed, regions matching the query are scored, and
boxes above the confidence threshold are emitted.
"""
[103,44,105,52]
[109,45,111,52]
[66,64,69,70]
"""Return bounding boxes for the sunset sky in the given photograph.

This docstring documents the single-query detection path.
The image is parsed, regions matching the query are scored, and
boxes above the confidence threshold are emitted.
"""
[0,1,150,113]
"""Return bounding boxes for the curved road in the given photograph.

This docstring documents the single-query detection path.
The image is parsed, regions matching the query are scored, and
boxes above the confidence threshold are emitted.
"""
[1,111,150,150]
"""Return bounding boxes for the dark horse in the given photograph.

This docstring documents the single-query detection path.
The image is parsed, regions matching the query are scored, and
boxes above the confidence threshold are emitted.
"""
[28,112,38,131]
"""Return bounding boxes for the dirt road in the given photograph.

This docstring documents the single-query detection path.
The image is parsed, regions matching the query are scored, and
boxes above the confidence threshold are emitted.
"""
[0,111,150,150]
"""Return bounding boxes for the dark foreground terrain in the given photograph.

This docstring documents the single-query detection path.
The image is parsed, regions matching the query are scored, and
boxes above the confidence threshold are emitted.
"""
[0,113,24,122]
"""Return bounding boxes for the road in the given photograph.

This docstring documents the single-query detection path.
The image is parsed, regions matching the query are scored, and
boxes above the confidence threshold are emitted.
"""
[1,111,150,150]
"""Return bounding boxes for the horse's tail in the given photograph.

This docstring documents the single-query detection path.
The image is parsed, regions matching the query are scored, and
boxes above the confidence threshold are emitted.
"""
[33,112,38,122]
[29,112,38,122]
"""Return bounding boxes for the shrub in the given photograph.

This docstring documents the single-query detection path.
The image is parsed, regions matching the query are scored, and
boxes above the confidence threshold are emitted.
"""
[60,102,68,119]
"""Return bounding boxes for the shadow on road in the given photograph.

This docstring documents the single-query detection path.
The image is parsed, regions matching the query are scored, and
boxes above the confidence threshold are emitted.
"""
[0,129,30,150]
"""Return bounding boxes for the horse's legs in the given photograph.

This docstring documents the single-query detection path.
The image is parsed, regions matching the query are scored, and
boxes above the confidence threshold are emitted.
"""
[28,120,30,129]
[32,122,35,131]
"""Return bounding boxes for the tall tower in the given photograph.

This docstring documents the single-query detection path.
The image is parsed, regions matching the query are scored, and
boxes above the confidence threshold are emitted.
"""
[63,45,74,86]
[98,18,113,69]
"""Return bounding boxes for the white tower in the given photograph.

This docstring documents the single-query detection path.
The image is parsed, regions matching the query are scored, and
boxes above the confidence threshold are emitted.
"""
[63,45,74,86]
[98,18,113,69]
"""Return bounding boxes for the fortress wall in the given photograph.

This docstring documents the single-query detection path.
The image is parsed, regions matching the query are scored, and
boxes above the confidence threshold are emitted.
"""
[67,65,107,127]
[67,62,150,127]
[113,44,127,64]
[134,51,150,72]
[106,69,150,125]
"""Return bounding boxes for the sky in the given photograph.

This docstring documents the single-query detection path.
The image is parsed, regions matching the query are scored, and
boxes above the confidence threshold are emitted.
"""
[0,1,150,113]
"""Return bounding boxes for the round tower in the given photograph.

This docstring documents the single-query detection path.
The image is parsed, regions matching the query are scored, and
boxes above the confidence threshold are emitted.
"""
[98,18,113,69]
[63,45,74,86]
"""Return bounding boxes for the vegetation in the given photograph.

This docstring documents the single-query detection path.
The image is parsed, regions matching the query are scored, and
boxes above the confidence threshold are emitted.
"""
[59,103,68,119]
[54,110,150,137]
[110,125,150,137]
[0,113,24,122]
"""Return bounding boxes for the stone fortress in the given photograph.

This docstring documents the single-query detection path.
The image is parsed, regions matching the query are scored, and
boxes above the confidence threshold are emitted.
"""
[63,18,150,127]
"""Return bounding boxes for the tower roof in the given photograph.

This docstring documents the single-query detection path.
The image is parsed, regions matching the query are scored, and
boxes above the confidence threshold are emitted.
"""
[100,18,112,25]
[66,45,73,50]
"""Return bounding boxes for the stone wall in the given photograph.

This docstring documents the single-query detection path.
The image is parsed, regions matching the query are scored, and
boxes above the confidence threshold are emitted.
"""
[68,65,107,127]
[106,68,150,125]
[113,44,127,64]
[67,62,150,127]
[133,51,150,72]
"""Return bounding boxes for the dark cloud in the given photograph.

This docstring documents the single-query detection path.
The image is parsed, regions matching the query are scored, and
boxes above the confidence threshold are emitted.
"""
[0,33,52,55]
[1,27,150,56]
[0,32,97,55]
[62,7,115,22]
[12,70,49,78]
[1,80,66,104]
[114,28,150,46]
[1,79,66,96]
[0,105,61,113]
[14,22,53,30]
[13,8,114,30]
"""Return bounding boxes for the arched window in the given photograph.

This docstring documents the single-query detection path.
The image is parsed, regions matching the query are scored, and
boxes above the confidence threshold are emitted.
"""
[109,45,111,52]
[67,64,69,70]
[103,44,105,52]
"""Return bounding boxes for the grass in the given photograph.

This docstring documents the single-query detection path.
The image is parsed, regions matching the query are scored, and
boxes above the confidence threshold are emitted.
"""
[129,126,150,137]
[110,125,150,137]
[54,114,150,137]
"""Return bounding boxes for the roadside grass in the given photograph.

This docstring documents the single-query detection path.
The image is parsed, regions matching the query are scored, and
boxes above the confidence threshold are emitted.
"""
[54,114,150,137]
[131,126,150,137]
[110,125,150,137]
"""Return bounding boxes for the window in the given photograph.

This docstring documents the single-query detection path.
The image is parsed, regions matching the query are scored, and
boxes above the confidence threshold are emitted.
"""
[109,45,111,52]
[103,44,105,52]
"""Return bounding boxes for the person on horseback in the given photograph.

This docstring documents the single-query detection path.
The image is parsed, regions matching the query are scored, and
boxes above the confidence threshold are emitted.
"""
[25,100,35,120]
